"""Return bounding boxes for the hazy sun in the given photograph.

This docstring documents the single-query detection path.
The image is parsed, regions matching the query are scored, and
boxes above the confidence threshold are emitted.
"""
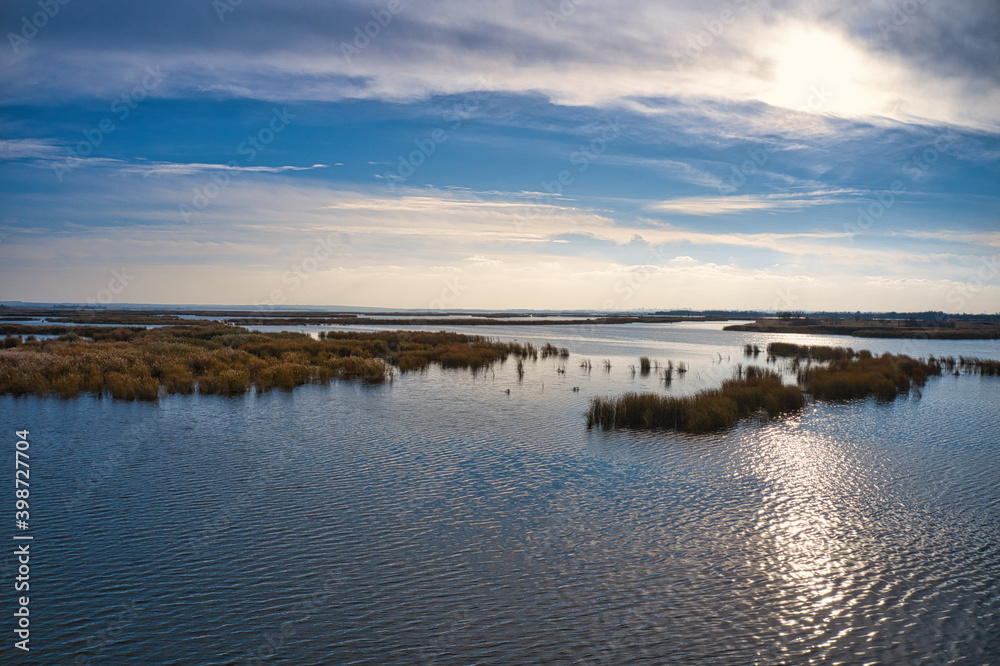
[759,26,882,118]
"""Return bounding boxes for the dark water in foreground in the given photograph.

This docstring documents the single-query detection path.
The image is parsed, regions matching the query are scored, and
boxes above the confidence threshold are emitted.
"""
[3,323,1000,664]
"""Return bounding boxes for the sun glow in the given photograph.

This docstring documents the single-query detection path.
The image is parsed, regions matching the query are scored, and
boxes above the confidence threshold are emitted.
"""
[759,26,889,119]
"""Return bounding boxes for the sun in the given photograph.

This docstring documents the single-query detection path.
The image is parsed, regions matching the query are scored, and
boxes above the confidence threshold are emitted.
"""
[759,25,882,118]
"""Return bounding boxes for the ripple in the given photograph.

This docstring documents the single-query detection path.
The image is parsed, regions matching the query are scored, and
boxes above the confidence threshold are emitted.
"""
[3,335,999,663]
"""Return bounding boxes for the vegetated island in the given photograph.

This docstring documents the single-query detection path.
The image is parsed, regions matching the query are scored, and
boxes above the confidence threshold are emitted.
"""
[724,314,1000,339]
[586,343,999,435]
[0,324,568,401]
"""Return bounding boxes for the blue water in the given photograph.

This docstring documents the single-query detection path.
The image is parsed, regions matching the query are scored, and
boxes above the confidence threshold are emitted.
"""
[3,322,999,664]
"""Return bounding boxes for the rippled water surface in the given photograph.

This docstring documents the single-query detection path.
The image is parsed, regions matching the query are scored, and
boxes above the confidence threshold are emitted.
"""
[4,323,1000,664]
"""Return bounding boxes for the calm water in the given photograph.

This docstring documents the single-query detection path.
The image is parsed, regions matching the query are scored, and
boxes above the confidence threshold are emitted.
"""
[4,323,1000,664]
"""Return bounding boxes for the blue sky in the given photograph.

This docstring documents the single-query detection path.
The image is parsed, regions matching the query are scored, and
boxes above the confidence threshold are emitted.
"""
[1,0,998,312]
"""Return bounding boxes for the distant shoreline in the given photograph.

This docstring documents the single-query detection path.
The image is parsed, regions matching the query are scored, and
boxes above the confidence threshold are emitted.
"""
[0,307,733,329]
[724,318,1000,340]
[2,307,998,339]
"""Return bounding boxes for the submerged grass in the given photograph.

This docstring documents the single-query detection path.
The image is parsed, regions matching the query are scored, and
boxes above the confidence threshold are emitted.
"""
[769,342,941,401]
[0,325,544,401]
[587,367,804,434]
[590,343,967,434]
[797,353,939,401]
[957,356,1000,376]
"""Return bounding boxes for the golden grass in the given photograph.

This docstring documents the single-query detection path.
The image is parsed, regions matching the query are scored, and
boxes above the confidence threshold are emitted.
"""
[769,343,942,401]
[0,325,544,401]
[587,366,804,434]
[798,354,939,401]
[589,344,960,434]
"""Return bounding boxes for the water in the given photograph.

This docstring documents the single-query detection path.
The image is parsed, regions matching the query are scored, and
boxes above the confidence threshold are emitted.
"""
[3,322,999,664]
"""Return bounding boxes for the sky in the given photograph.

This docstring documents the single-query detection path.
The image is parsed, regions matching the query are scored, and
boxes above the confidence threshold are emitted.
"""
[0,0,998,313]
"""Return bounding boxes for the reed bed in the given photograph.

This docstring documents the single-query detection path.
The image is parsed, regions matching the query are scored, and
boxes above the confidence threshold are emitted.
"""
[766,342,858,361]
[587,367,804,434]
[590,343,958,434]
[797,353,940,401]
[0,325,543,401]
[540,343,570,358]
[1,324,147,338]
[957,356,1000,376]
[767,342,942,400]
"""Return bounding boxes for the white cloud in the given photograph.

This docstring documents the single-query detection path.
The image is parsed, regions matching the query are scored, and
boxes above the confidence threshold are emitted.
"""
[0,139,63,160]
[645,190,856,215]
[120,162,330,176]
[1,2,997,132]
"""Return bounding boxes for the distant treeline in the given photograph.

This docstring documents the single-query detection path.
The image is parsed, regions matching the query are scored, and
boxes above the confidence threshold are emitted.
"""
[725,318,1000,340]
[666,310,1000,322]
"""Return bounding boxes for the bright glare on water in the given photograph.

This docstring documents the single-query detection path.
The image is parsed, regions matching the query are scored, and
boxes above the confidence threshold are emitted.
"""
[4,322,999,663]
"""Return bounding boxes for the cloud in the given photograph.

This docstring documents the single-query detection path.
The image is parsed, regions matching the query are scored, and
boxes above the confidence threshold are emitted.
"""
[119,162,330,176]
[0,147,331,178]
[1,170,993,310]
[0,138,63,159]
[1,0,996,314]
[1,1,997,131]
[645,190,856,215]
[601,155,729,190]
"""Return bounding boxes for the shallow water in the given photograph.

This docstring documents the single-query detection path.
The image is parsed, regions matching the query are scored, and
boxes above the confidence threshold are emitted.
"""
[4,322,999,663]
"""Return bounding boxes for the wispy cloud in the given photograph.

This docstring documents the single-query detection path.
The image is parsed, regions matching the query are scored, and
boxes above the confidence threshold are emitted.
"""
[0,138,63,159]
[120,162,330,176]
[645,190,857,215]
[601,155,728,190]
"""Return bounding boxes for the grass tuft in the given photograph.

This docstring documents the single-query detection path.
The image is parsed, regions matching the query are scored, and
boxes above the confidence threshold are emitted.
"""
[587,366,803,434]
